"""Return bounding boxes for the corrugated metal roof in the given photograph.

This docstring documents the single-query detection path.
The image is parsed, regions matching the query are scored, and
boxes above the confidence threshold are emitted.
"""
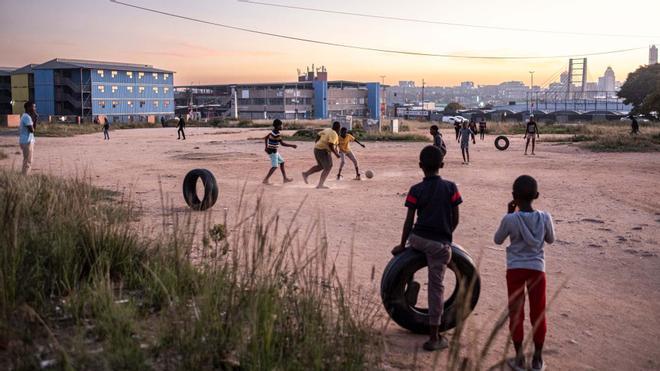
[174,80,375,89]
[11,64,39,75]
[0,67,17,76]
[34,58,174,73]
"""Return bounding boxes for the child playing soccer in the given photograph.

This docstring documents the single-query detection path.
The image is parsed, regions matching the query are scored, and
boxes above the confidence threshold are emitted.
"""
[430,125,447,158]
[458,122,476,164]
[392,145,462,352]
[262,119,297,184]
[494,175,555,371]
[336,127,365,180]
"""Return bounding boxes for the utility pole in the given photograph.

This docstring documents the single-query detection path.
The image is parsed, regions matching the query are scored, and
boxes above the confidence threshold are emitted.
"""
[528,71,535,112]
[421,78,425,109]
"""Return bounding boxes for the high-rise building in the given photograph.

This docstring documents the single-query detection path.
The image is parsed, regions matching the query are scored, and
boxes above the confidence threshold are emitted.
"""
[398,81,415,88]
[597,67,616,92]
[650,45,658,65]
[560,71,569,84]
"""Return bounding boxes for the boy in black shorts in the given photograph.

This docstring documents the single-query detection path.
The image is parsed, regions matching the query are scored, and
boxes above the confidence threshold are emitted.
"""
[392,145,462,351]
[479,118,487,140]
[524,115,540,155]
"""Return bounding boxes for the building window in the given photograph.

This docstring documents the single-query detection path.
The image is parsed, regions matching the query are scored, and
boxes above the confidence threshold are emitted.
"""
[152,87,159,94]
[97,70,104,78]
[111,71,118,78]
[164,87,169,94]
[98,85,105,93]
[164,73,169,80]
[138,72,144,79]
[153,101,159,108]
[127,86,133,93]
[111,86,118,93]
[98,100,106,108]
[112,101,118,108]
[138,86,145,94]
[164,100,170,107]
[127,71,133,79]
[139,100,145,108]
[152,73,159,80]
[127,100,133,107]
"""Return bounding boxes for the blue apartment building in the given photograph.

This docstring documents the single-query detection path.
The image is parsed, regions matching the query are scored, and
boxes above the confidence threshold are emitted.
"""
[33,59,174,122]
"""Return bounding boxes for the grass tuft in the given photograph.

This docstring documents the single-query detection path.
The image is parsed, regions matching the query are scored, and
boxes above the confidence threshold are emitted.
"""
[0,170,380,370]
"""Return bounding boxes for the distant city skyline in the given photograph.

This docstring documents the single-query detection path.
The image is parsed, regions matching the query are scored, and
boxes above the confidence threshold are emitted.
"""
[1,0,658,86]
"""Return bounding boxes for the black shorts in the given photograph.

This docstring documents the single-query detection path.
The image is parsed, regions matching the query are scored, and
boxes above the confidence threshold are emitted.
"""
[314,148,333,170]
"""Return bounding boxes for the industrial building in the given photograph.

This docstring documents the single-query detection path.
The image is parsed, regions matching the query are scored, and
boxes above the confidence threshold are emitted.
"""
[30,58,175,122]
[10,64,37,115]
[174,66,381,121]
[0,67,13,114]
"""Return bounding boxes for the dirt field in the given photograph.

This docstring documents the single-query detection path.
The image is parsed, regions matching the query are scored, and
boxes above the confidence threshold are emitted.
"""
[1,126,659,370]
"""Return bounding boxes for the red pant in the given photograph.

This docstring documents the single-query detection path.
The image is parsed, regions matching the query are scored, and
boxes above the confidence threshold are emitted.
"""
[506,269,547,347]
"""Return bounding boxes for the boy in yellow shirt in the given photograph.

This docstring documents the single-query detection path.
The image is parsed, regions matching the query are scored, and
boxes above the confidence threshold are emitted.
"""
[336,127,366,180]
[302,121,340,189]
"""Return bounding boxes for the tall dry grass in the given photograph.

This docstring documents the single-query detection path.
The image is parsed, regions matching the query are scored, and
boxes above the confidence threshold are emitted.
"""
[0,170,380,370]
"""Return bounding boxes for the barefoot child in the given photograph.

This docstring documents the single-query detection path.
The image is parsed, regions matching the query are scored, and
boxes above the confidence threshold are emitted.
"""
[262,119,297,184]
[524,115,540,155]
[336,127,365,180]
[459,122,476,164]
[494,175,555,371]
[392,145,462,352]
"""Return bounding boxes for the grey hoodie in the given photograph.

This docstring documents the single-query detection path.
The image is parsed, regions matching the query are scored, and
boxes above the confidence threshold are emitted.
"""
[494,211,555,272]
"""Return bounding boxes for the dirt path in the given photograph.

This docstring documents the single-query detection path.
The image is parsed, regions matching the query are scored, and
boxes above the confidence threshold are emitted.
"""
[1,126,659,370]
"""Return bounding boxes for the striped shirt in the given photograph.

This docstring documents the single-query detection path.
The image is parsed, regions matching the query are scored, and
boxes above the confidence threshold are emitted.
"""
[267,130,282,151]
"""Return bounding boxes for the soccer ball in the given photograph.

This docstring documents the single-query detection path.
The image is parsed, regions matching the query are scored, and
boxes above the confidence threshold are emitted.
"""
[365,170,374,179]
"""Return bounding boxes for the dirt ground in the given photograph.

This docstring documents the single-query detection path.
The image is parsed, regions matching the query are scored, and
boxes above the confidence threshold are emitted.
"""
[1,125,659,370]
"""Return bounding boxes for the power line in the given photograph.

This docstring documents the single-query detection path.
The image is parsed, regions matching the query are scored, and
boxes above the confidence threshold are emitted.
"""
[239,0,660,39]
[109,0,646,60]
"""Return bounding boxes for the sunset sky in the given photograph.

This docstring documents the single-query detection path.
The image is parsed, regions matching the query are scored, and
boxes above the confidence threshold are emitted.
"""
[1,0,658,87]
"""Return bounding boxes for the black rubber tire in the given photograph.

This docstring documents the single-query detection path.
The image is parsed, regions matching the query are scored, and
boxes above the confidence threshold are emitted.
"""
[495,136,510,151]
[381,244,481,334]
[182,169,219,211]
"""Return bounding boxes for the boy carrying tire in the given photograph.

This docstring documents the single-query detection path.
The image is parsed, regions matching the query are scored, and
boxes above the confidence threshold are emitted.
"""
[392,145,462,351]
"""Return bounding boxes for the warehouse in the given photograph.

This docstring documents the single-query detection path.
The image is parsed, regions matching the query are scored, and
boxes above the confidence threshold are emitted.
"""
[174,67,381,121]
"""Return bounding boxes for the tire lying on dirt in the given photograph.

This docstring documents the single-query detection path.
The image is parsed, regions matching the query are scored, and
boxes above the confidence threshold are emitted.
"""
[381,244,481,334]
[494,135,510,151]
[182,169,219,211]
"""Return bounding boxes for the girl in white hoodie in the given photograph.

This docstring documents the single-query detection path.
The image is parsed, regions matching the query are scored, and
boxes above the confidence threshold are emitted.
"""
[494,175,555,371]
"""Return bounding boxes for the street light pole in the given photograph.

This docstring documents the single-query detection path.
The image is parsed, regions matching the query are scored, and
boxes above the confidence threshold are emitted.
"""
[421,78,425,109]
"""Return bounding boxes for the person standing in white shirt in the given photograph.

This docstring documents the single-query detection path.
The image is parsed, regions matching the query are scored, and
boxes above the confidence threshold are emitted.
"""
[19,101,37,175]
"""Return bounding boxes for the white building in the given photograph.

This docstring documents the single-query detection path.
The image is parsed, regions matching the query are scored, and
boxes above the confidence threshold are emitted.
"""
[597,67,616,92]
